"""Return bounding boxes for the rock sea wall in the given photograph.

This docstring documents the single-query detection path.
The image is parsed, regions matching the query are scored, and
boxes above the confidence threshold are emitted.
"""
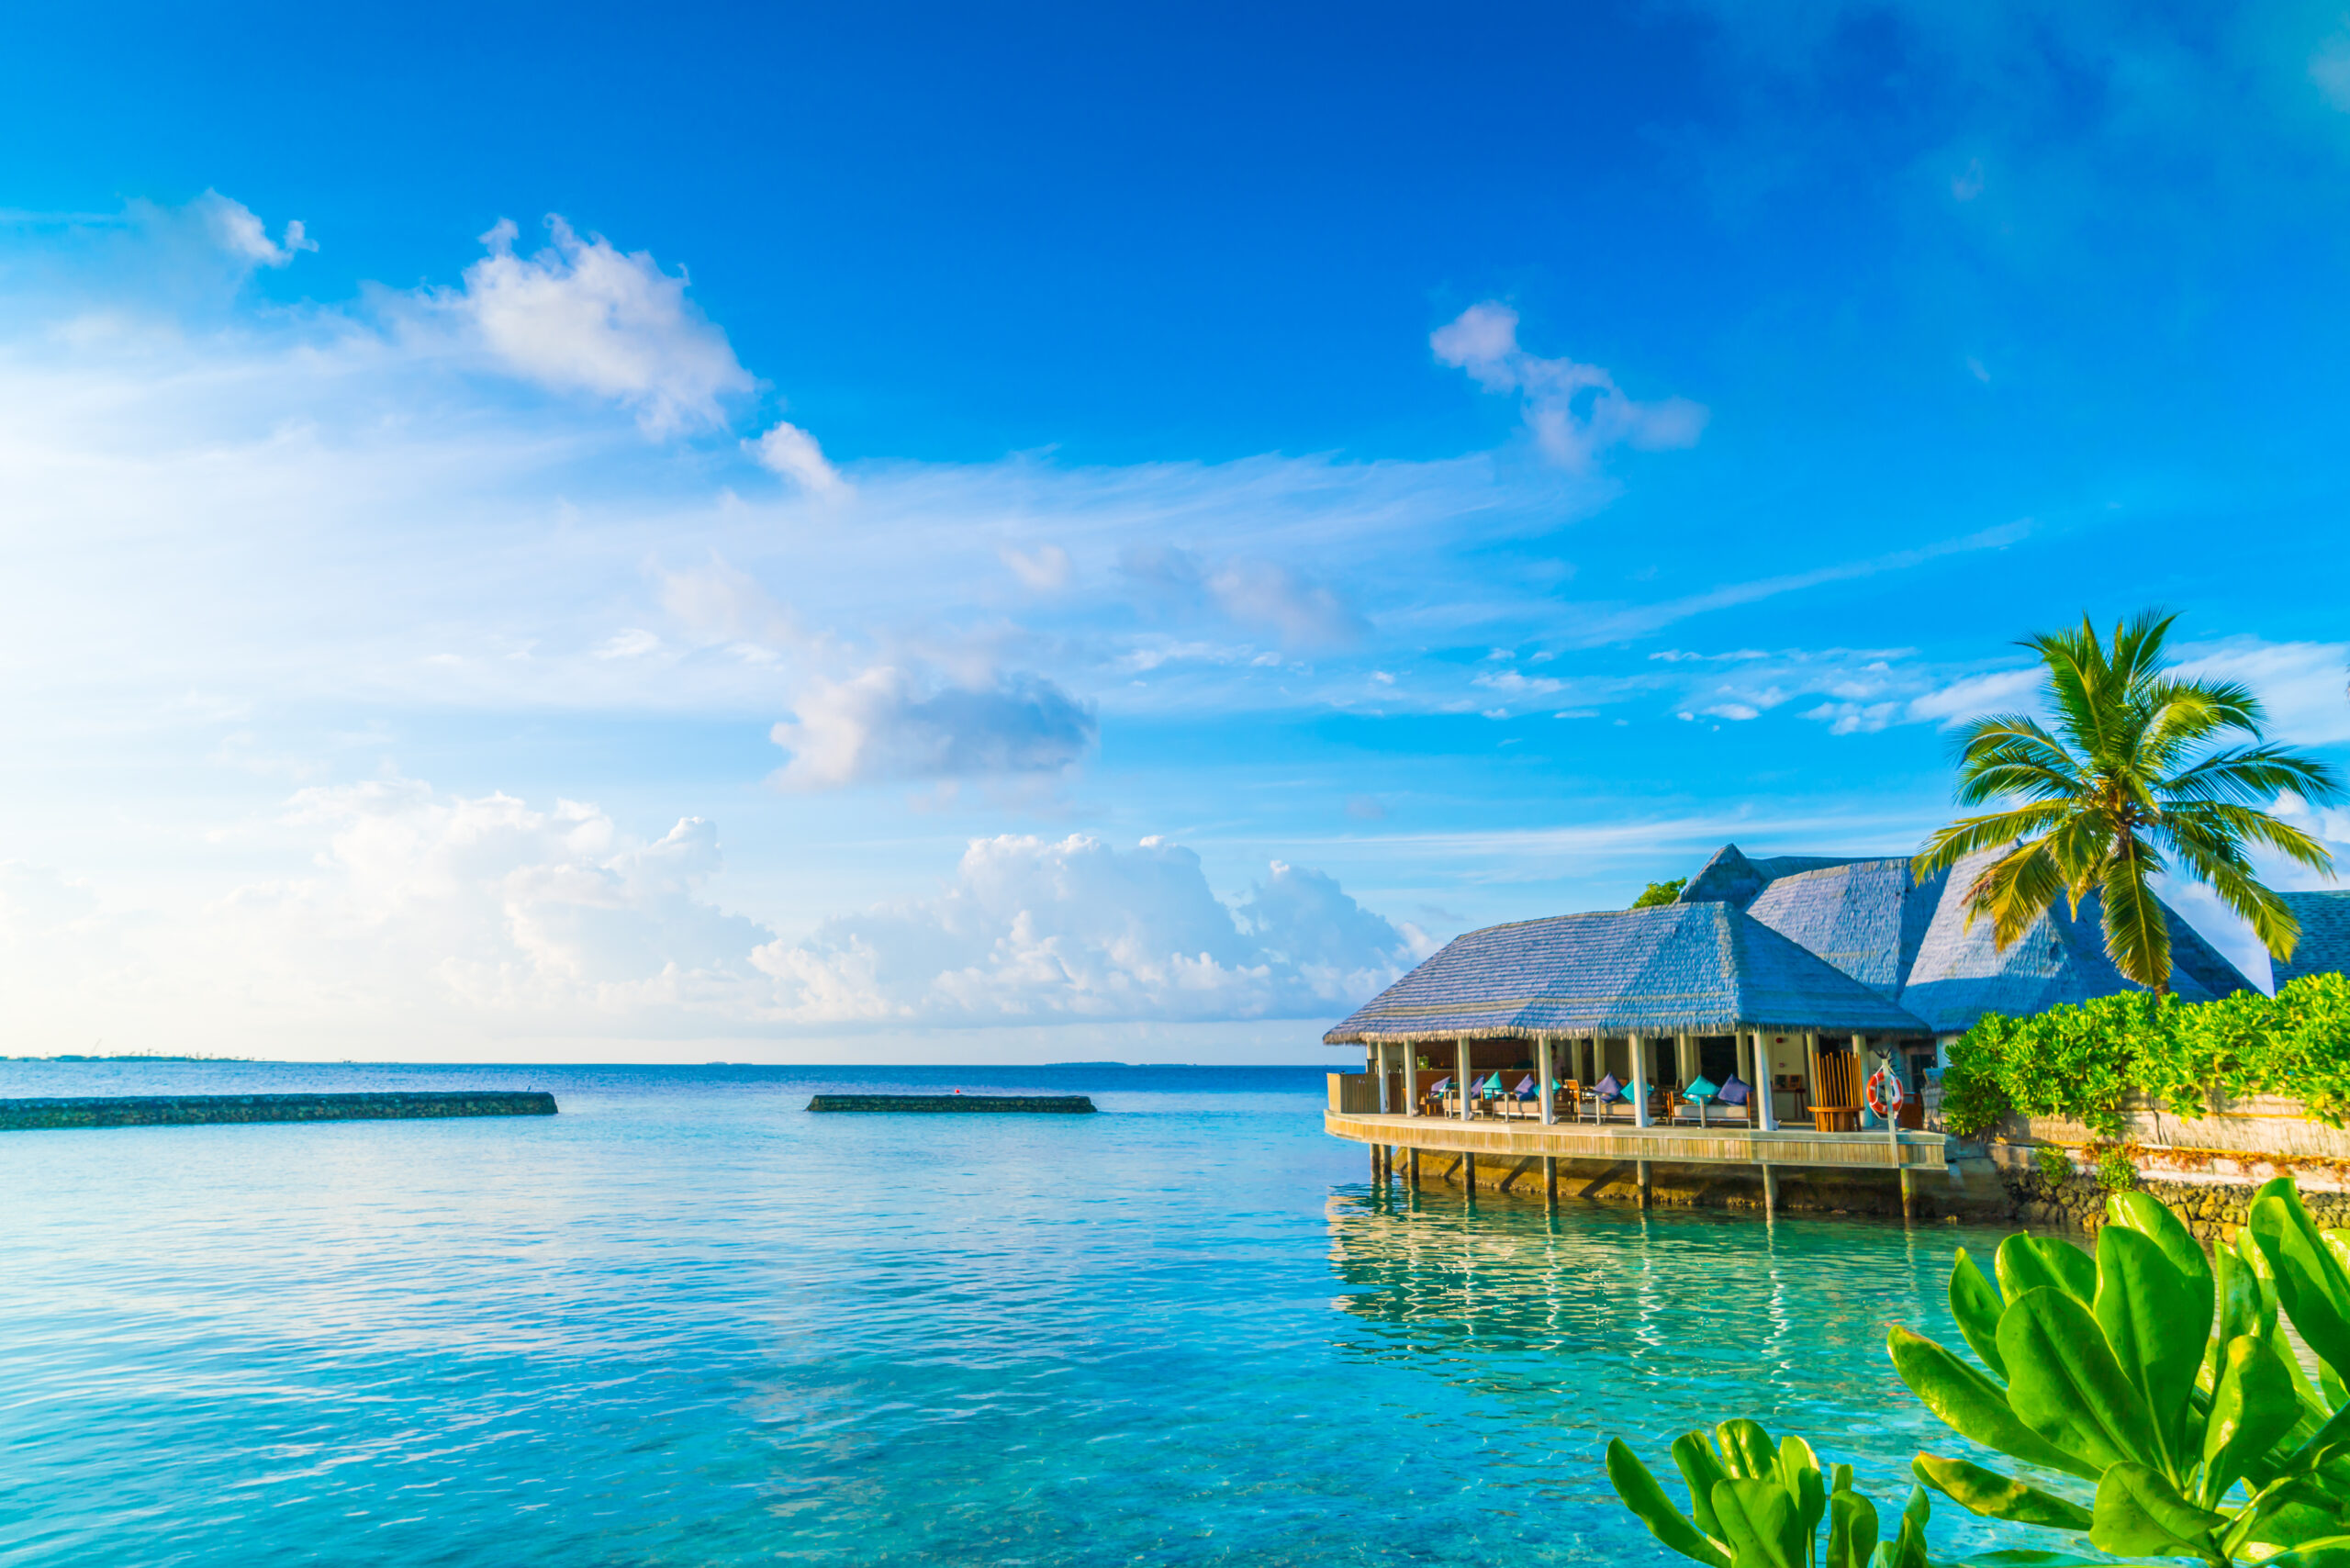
[0,1092,558,1130]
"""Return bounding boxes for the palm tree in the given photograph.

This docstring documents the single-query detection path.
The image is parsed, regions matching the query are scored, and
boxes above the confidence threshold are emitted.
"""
[1913,610,2342,992]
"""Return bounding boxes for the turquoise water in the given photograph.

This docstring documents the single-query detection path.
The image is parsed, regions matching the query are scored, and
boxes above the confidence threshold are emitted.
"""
[0,1062,2022,1564]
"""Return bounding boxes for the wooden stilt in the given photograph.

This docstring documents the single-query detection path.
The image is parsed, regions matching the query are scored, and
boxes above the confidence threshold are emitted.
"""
[1463,1151,1477,1191]
[1636,1159,1651,1209]
[1544,1155,1558,1209]
[1761,1164,1778,1215]
[1900,1166,1916,1222]
[1407,1147,1420,1188]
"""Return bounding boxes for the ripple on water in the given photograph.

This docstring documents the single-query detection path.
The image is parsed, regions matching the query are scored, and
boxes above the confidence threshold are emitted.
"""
[0,1063,2043,1564]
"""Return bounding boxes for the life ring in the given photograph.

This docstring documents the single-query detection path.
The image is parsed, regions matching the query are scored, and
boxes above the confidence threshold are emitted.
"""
[1866,1068,1905,1120]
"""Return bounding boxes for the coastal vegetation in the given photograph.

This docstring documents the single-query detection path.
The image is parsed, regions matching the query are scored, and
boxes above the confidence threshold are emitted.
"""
[1607,1178,2350,1566]
[1942,975,2350,1137]
[1914,610,2339,994]
[1634,878,1689,908]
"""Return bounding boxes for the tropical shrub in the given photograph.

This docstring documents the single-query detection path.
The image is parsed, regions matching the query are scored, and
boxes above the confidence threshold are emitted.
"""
[1942,973,2350,1138]
[2034,1144,2074,1186]
[2096,1145,2139,1192]
[1607,1179,2350,1566]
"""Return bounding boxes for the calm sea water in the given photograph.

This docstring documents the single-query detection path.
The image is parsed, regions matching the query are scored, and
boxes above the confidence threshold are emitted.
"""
[0,1061,2026,1565]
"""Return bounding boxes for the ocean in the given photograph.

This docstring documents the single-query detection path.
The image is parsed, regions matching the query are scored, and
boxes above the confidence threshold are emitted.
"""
[0,1061,2016,1564]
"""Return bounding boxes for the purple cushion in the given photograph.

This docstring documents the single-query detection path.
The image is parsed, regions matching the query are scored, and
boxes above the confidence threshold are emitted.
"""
[1594,1073,1624,1101]
[1513,1075,1536,1097]
[1717,1074,1751,1106]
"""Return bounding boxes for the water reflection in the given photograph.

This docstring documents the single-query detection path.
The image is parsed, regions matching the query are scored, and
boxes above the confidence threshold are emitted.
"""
[1322,1188,2020,1518]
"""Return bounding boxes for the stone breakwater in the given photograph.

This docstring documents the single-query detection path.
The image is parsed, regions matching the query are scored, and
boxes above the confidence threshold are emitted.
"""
[2006,1168,2350,1242]
[806,1094,1097,1114]
[0,1092,558,1131]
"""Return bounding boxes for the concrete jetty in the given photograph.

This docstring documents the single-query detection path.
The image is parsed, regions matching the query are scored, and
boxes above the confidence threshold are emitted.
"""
[807,1093,1096,1114]
[0,1091,558,1131]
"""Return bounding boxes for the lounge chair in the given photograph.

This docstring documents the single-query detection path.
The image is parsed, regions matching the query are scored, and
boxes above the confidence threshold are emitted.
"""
[1670,1074,1755,1127]
[1422,1076,1451,1117]
[1499,1073,1540,1120]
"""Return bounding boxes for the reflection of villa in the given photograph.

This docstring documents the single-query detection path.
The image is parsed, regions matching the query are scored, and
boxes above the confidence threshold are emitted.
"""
[1321,843,2262,1215]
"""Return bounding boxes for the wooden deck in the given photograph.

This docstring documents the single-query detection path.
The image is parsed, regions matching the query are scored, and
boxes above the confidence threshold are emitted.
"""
[1325,1109,1945,1171]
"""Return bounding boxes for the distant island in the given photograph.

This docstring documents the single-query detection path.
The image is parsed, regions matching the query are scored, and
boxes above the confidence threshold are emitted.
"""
[4,1054,252,1063]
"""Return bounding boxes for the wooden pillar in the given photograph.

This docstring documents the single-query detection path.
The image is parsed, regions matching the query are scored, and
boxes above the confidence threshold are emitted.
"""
[1407,1147,1420,1188]
[1752,1029,1778,1132]
[1373,1042,1390,1114]
[1372,1144,1383,1183]
[1761,1163,1778,1215]
[1544,1155,1558,1208]
[1636,1159,1652,1208]
[1676,1032,1697,1086]
[1464,1151,1477,1191]
[1629,1032,1652,1128]
[1457,1037,1473,1124]
[1538,1035,1556,1126]
[1900,1165,1916,1222]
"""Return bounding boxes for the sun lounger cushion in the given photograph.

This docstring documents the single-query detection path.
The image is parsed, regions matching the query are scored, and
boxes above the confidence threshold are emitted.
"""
[1429,1077,1450,1095]
[1682,1074,1719,1103]
[1717,1074,1751,1106]
[1512,1074,1536,1098]
[1593,1073,1624,1102]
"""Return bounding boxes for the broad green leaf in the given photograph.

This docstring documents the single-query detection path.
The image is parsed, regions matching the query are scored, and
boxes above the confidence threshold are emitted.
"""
[1712,1476,1807,1568]
[1606,1438,1732,1568]
[2237,1473,2350,1559]
[1998,1233,2097,1306]
[2240,1228,2285,1340]
[2322,1359,2349,1414]
[2095,1226,2207,1470]
[1717,1418,1777,1482]
[1779,1434,1828,1541]
[1912,1453,2094,1529]
[2217,1242,2264,1353]
[2279,1322,2339,1428]
[1998,1286,2161,1473]
[1673,1430,1731,1540]
[2087,1462,2224,1560]
[1931,1553,2114,1565]
[2264,1539,2350,1568]
[1886,1485,1931,1568]
[2107,1191,2214,1307]
[2251,1191,2350,1376]
[1953,1247,2009,1380]
[2202,1333,2302,1503]
[1888,1326,2101,1480]
[1826,1487,1879,1568]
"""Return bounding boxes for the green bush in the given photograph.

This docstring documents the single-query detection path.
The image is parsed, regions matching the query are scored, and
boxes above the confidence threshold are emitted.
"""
[1942,972,2350,1138]
[2094,1144,2137,1191]
[2033,1143,2073,1185]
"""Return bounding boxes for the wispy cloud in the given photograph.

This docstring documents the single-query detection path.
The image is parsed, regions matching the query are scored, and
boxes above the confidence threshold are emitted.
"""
[1432,302,1707,471]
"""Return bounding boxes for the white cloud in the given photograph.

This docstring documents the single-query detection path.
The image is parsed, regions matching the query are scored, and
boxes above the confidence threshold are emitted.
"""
[1120,545,1366,647]
[448,216,754,433]
[2313,28,2350,110]
[1432,301,1708,472]
[754,834,1430,1024]
[656,554,800,649]
[1903,666,2040,726]
[191,190,315,268]
[745,420,844,494]
[1000,543,1072,592]
[770,666,1097,789]
[595,628,663,660]
[2175,638,2350,746]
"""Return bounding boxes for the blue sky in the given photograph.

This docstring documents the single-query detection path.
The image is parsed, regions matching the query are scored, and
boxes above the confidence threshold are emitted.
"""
[3,2,2346,1060]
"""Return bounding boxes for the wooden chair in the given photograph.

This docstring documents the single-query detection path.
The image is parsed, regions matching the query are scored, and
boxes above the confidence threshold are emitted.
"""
[1807,1049,1863,1132]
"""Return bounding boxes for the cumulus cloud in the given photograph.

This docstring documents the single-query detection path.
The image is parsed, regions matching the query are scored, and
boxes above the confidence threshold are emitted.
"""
[1001,543,1072,593]
[755,834,1430,1024]
[745,420,845,494]
[770,666,1097,789]
[1120,545,1366,647]
[1432,301,1708,472]
[451,216,754,433]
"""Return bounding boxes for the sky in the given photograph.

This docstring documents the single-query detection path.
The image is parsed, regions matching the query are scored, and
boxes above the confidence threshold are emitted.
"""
[2,1,2347,1062]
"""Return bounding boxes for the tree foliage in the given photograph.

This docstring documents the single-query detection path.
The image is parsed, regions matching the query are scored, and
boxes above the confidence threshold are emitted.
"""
[1942,974,2350,1137]
[1914,610,2340,993]
[1634,878,1689,909]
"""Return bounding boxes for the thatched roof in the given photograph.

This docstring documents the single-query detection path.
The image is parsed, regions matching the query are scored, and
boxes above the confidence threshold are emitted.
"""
[1326,840,2264,1048]
[2275,890,2350,988]
[1321,900,1931,1046]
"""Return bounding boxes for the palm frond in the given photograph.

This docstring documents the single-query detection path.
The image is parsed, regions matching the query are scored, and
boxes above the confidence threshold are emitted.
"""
[2162,744,2346,808]
[2098,838,2172,990]
[1962,836,2073,951]
[1912,804,2073,879]
[2161,820,2305,959]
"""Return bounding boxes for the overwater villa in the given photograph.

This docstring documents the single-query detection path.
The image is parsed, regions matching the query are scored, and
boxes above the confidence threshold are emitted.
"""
[1323,842,2265,1216]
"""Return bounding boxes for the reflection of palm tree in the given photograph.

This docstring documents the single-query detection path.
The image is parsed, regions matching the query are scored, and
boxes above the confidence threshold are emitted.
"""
[1914,611,2340,992]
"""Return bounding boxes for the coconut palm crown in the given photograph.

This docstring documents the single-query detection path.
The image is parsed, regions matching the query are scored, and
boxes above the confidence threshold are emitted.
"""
[1913,610,2343,992]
